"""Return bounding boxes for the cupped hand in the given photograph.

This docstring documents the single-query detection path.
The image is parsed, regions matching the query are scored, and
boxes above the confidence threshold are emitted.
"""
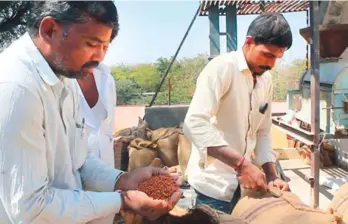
[116,166,181,191]
[122,190,182,220]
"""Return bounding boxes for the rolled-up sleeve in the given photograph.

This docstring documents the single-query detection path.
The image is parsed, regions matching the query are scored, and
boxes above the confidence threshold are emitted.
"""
[253,82,276,167]
[183,57,233,168]
[0,83,122,223]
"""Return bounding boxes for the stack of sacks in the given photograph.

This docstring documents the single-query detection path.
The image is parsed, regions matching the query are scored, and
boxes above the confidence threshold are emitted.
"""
[329,183,348,224]
[127,126,192,182]
[113,117,150,170]
[232,187,343,224]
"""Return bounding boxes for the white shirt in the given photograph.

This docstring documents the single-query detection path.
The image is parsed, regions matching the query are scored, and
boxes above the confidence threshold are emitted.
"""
[77,64,116,168]
[184,50,276,202]
[0,33,123,223]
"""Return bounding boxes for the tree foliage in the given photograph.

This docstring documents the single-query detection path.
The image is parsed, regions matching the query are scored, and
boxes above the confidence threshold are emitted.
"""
[111,54,209,105]
[0,1,32,51]
[112,56,308,105]
[0,2,307,105]
[271,59,308,101]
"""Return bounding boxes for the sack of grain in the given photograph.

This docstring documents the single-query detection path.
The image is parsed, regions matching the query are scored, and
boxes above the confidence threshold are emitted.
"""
[114,117,150,143]
[177,134,192,180]
[128,138,158,171]
[142,204,249,224]
[117,204,249,224]
[113,137,123,170]
[233,188,342,224]
[322,141,335,151]
[329,183,348,223]
[151,128,181,167]
[116,158,249,224]
[136,117,150,140]
[114,118,151,171]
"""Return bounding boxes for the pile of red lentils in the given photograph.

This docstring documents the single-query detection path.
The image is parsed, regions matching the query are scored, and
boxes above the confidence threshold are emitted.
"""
[138,175,178,201]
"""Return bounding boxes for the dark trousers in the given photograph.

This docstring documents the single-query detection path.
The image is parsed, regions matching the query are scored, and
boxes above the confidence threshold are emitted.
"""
[194,185,241,214]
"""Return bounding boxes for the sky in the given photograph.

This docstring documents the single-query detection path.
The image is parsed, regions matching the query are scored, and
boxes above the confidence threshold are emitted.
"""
[103,1,309,66]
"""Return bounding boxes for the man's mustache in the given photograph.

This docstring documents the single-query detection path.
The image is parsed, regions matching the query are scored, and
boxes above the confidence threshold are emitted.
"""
[259,65,271,71]
[83,61,99,68]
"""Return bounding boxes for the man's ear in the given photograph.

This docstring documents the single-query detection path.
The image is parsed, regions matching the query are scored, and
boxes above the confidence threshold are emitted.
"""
[38,16,60,43]
[245,36,255,46]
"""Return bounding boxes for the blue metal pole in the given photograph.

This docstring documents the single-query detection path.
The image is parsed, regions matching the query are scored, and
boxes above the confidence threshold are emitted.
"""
[226,4,237,52]
[208,4,220,58]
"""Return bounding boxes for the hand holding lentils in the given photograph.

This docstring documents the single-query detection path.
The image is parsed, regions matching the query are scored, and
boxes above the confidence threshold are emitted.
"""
[138,175,178,200]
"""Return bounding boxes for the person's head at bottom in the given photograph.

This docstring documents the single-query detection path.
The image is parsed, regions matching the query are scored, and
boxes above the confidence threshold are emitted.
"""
[242,12,292,76]
[27,1,119,80]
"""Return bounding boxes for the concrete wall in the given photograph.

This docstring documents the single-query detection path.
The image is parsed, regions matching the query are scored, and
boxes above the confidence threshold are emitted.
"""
[113,106,145,133]
[323,1,348,25]
[322,1,348,63]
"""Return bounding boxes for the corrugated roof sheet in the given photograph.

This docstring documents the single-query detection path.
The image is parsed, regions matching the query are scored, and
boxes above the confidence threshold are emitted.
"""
[200,0,309,16]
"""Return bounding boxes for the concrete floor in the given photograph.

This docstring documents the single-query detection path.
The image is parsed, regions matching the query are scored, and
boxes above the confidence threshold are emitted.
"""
[177,159,348,211]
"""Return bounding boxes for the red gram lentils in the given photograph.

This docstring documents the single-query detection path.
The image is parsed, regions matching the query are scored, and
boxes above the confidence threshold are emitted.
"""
[138,175,178,200]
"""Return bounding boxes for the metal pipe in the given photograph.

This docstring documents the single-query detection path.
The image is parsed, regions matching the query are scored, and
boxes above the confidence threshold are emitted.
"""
[306,9,309,71]
[148,4,201,107]
[168,78,171,106]
[309,0,321,209]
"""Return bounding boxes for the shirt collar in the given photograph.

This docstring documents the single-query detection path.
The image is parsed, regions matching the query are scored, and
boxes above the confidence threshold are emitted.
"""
[22,33,60,86]
[236,49,251,74]
[94,63,111,77]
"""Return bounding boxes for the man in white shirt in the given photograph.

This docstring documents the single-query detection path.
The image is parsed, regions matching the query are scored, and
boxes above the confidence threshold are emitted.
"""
[77,63,117,224]
[0,2,181,223]
[77,63,116,169]
[184,13,291,214]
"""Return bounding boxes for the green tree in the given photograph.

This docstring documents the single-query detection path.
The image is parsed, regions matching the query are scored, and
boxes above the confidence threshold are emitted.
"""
[128,64,161,92]
[155,57,171,75]
[0,1,33,50]
[116,79,139,105]
[111,55,305,105]
[110,64,133,81]
[271,59,307,101]
[153,54,208,104]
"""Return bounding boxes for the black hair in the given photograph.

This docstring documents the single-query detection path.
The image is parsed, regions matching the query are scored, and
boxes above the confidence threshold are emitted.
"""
[247,12,292,49]
[27,1,119,40]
